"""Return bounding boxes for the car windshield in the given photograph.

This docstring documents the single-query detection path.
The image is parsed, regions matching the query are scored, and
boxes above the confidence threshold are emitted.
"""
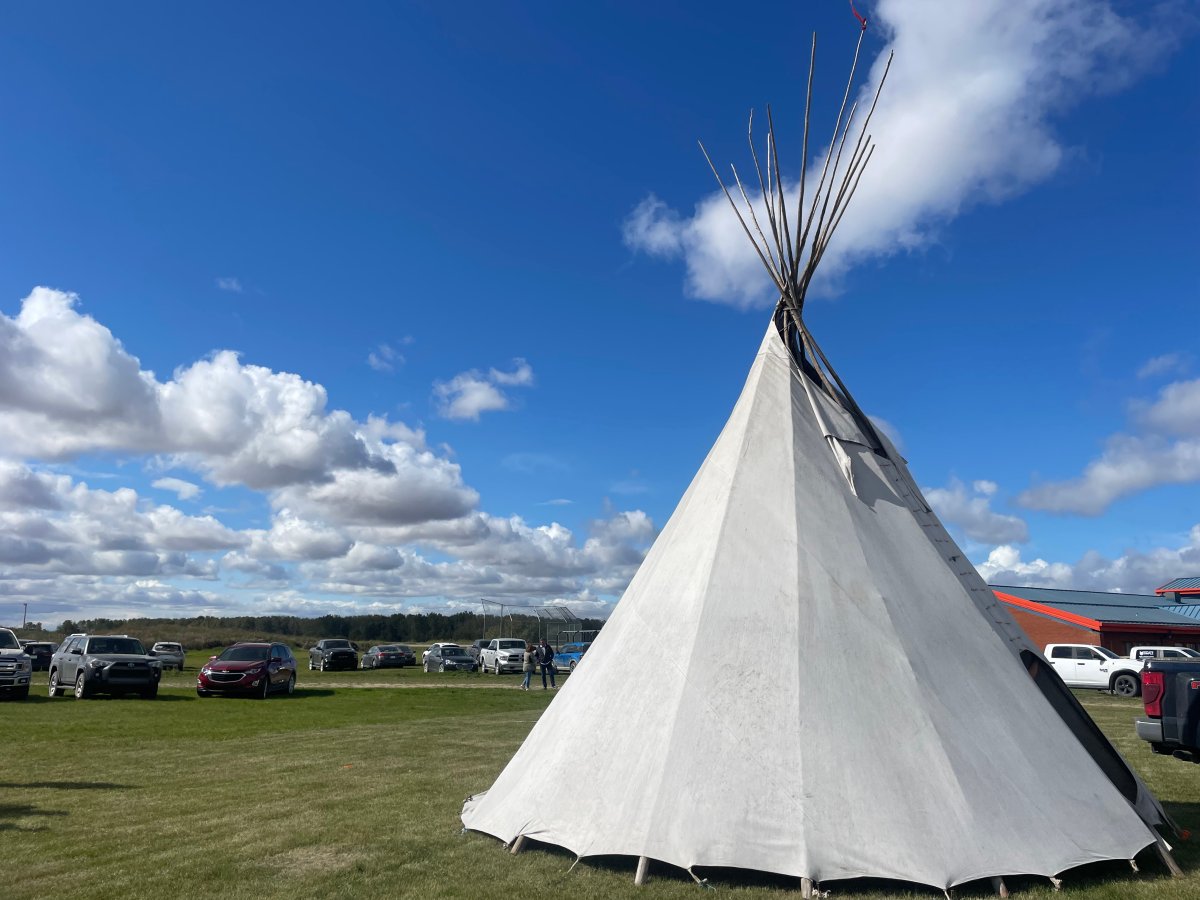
[0,631,20,650]
[325,640,352,649]
[499,640,524,649]
[397,645,412,652]
[219,645,269,662]
[445,650,471,659]
[88,637,145,655]
[155,643,182,651]
[378,646,399,652]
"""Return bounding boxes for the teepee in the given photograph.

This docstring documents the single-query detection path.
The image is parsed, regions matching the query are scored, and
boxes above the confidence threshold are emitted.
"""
[462,29,1177,893]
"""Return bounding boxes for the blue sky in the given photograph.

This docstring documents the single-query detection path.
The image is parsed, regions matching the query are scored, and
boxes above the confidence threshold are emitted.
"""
[0,1,1197,628]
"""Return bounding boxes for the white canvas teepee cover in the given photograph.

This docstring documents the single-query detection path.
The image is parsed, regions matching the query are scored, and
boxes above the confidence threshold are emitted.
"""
[462,323,1168,889]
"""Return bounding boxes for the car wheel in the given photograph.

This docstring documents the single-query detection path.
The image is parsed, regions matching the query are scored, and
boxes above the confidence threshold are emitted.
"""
[259,675,271,699]
[308,658,315,671]
[49,669,63,697]
[493,661,501,676]
[1113,673,1140,698]
[74,671,90,700]
[319,658,327,672]
[286,673,296,695]
[142,684,158,700]
[569,660,577,672]
[423,661,431,673]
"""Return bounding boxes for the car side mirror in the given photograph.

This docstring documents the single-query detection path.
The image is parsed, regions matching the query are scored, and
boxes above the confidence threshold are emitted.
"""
[147,650,157,656]
[208,655,218,661]
[271,655,282,662]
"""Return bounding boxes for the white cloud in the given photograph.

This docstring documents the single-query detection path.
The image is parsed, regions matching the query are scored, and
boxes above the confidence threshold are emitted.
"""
[1019,377,1200,515]
[979,523,1200,594]
[215,277,243,293]
[623,0,1180,306]
[152,477,201,501]
[434,358,534,421]
[0,287,478,520]
[925,477,1029,545]
[1138,352,1189,380]
[367,342,405,373]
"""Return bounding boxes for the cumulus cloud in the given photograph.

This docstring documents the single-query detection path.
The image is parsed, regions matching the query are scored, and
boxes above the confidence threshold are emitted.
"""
[0,462,245,582]
[0,287,477,519]
[215,277,243,293]
[925,477,1029,544]
[979,524,1200,594]
[1020,377,1200,515]
[152,477,201,501]
[623,0,1181,306]
[434,358,534,421]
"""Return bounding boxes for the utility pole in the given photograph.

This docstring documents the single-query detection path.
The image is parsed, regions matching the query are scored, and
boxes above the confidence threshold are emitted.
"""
[22,602,28,627]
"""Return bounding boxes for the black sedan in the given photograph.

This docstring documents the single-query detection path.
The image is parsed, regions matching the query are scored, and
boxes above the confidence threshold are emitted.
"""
[361,644,416,669]
[423,645,478,673]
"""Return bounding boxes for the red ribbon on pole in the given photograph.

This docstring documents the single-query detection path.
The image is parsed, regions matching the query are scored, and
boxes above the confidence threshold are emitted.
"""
[849,0,868,31]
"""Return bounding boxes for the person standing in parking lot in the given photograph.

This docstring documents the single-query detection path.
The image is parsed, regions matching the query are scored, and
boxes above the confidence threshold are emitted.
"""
[520,642,534,691]
[535,639,556,690]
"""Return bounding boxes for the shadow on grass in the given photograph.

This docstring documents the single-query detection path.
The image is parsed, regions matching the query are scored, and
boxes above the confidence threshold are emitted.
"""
[195,688,335,700]
[0,801,69,834]
[0,781,133,790]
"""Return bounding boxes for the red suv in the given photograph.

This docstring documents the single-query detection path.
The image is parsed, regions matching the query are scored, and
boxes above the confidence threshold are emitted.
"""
[197,642,297,699]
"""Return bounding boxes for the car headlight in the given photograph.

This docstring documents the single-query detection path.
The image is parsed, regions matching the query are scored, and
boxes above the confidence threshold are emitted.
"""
[200,667,212,676]
[87,658,107,669]
[246,664,264,674]
[16,658,30,671]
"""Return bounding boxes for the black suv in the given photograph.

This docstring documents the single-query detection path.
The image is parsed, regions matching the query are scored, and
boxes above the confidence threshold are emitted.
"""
[308,639,358,671]
[49,634,163,699]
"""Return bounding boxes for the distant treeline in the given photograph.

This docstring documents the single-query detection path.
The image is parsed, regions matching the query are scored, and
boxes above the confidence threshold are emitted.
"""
[29,611,604,651]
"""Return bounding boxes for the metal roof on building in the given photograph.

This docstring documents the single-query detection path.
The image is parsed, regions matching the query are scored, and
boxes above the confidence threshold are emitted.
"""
[991,584,1200,628]
[1157,576,1200,594]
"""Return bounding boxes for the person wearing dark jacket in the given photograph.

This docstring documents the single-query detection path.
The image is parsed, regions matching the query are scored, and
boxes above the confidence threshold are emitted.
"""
[535,639,556,689]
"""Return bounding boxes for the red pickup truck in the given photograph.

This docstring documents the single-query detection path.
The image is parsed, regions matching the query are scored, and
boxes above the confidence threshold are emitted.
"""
[1136,658,1200,763]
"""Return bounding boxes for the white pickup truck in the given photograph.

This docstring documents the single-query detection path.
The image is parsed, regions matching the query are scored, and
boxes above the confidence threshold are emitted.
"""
[480,638,527,675]
[1129,645,1200,662]
[1044,644,1143,697]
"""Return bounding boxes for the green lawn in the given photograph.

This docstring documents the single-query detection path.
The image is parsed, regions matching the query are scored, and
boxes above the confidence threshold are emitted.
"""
[2,684,1196,900]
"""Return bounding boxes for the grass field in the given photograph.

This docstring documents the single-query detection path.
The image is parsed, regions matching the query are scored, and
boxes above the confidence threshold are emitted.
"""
[2,672,1197,900]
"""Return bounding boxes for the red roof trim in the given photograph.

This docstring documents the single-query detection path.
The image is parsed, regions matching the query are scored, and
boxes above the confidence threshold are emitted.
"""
[993,590,1102,630]
[1155,587,1200,596]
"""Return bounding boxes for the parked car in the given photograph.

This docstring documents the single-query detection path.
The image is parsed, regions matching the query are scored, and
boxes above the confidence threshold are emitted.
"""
[467,639,490,662]
[1135,657,1200,762]
[1129,646,1200,662]
[480,638,527,674]
[421,642,458,665]
[423,644,477,672]
[361,644,415,669]
[19,640,55,672]
[308,639,358,671]
[48,634,162,699]
[0,627,33,700]
[553,641,591,672]
[197,642,297,698]
[150,641,186,671]
[1043,643,1142,697]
